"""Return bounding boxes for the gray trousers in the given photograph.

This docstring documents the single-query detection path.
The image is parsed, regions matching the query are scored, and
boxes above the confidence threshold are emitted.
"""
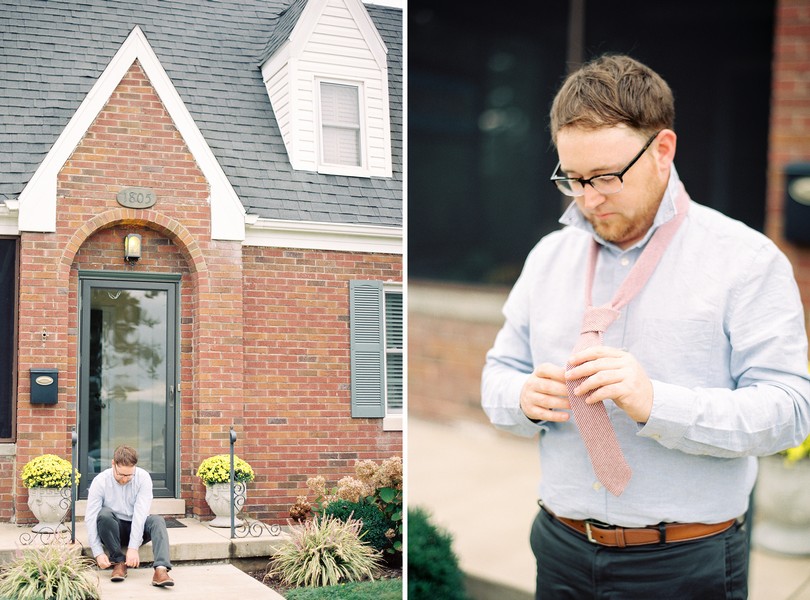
[96,506,173,570]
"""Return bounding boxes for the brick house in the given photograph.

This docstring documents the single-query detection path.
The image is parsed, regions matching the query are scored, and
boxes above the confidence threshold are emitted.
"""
[0,0,402,525]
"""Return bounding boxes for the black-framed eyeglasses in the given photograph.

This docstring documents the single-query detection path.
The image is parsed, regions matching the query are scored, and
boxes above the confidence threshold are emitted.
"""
[550,130,661,197]
[113,463,134,480]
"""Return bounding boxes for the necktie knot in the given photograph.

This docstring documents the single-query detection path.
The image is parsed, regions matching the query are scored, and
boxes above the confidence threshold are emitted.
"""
[581,306,621,335]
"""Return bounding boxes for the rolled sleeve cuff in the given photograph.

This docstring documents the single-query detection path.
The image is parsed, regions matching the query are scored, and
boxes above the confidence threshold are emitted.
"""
[637,380,693,446]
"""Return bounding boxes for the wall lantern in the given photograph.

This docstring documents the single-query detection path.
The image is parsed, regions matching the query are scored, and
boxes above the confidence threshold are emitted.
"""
[124,233,142,262]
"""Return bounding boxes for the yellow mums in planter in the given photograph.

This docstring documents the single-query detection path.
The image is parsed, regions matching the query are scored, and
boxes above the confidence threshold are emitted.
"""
[196,454,255,485]
[783,435,810,464]
[21,454,80,489]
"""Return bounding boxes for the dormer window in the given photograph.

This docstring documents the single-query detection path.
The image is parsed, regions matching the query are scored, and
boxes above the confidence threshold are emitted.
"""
[320,81,362,168]
[259,0,392,179]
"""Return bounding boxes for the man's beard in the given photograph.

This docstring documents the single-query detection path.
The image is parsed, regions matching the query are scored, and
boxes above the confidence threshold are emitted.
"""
[587,189,663,247]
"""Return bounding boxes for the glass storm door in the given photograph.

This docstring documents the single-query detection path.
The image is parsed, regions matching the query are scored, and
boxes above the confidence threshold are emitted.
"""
[79,274,178,498]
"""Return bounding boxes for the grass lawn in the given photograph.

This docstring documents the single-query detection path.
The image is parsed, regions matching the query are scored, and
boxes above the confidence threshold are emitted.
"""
[283,578,402,599]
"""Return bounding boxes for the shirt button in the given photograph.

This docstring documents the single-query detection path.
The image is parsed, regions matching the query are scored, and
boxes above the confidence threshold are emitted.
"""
[620,257,630,267]
[592,481,603,491]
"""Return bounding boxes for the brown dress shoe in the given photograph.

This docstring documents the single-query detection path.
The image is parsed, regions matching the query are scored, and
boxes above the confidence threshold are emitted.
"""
[110,562,127,582]
[152,566,174,587]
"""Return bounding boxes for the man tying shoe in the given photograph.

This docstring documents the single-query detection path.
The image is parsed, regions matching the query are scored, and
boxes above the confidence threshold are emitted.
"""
[85,444,174,587]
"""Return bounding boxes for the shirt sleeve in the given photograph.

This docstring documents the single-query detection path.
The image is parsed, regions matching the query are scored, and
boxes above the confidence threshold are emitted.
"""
[481,249,546,438]
[127,469,153,549]
[84,473,105,558]
[640,244,810,456]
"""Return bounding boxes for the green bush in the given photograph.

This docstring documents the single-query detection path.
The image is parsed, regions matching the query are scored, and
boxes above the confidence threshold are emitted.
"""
[266,514,383,588]
[0,542,100,600]
[323,499,393,554]
[408,506,468,600]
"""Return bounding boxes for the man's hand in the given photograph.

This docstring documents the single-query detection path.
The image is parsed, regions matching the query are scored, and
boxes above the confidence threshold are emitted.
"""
[520,363,571,422]
[565,346,653,423]
[125,548,140,568]
[95,553,111,569]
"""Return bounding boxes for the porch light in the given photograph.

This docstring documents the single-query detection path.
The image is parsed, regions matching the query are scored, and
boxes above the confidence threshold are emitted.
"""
[124,233,142,262]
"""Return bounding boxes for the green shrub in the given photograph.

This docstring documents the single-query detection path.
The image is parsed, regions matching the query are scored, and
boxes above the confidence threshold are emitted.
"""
[323,499,393,554]
[408,506,468,600]
[266,514,384,588]
[0,542,100,600]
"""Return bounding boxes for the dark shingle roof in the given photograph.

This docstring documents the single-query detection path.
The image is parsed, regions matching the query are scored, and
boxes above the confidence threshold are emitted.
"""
[0,0,402,227]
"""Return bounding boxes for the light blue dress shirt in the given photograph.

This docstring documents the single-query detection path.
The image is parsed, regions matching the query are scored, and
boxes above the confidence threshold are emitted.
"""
[482,167,810,527]
[84,466,153,558]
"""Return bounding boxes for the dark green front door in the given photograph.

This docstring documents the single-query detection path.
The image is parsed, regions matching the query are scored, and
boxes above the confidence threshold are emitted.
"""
[78,273,179,498]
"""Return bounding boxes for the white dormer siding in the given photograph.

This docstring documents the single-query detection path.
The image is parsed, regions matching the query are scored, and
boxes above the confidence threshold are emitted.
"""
[261,0,392,178]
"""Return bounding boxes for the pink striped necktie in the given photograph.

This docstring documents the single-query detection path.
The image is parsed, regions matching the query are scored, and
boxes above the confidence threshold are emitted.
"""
[565,183,690,496]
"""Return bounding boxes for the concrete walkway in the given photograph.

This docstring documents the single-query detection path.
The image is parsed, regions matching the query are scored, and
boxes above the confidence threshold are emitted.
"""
[0,517,287,599]
[409,416,810,600]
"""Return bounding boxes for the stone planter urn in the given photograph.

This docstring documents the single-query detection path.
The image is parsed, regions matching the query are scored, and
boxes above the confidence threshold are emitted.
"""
[753,454,810,555]
[205,482,245,528]
[28,487,69,533]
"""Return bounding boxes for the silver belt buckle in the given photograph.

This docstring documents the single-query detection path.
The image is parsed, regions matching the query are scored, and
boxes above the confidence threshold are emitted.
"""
[585,522,597,544]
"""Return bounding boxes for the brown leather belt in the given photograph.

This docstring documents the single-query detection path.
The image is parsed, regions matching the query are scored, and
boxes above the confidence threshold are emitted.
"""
[544,505,736,548]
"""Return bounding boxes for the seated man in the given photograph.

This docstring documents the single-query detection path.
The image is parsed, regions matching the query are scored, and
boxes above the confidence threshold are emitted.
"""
[84,445,174,587]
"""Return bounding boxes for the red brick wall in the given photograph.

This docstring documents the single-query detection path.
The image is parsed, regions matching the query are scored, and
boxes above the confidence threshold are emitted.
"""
[242,247,402,521]
[770,0,810,336]
[408,292,504,425]
[10,59,401,525]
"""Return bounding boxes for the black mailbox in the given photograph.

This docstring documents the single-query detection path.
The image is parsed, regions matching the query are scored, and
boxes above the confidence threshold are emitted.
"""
[784,163,810,246]
[30,369,58,405]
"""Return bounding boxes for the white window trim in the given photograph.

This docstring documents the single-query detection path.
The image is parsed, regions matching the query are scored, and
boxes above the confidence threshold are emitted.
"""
[315,77,369,177]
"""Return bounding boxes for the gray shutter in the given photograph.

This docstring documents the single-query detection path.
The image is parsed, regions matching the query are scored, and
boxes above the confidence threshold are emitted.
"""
[350,280,385,418]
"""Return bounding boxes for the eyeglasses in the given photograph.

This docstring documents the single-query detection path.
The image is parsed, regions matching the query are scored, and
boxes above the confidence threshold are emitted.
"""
[113,463,135,480]
[550,130,661,197]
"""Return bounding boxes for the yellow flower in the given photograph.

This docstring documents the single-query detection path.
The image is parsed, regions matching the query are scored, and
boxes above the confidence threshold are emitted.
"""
[195,455,255,485]
[21,454,81,489]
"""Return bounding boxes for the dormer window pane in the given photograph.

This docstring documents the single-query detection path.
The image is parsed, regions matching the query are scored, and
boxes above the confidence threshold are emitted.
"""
[321,82,361,166]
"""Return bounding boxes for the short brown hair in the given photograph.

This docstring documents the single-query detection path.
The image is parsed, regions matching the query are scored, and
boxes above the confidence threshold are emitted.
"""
[113,445,138,467]
[550,54,674,143]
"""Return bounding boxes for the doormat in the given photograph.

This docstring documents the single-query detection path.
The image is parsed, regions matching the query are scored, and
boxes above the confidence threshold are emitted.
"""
[163,517,187,529]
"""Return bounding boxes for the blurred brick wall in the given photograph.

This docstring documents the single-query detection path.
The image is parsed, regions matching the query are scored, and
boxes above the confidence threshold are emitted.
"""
[408,283,507,424]
[769,0,810,336]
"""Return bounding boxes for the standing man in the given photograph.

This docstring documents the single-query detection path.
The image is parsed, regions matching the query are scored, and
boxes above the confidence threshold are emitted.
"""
[85,445,175,587]
[482,53,810,599]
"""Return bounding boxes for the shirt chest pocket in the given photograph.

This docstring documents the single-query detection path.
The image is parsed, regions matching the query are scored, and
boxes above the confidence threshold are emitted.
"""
[640,318,716,387]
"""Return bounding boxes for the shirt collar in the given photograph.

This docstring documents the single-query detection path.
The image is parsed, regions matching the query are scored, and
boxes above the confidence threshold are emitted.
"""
[559,164,682,252]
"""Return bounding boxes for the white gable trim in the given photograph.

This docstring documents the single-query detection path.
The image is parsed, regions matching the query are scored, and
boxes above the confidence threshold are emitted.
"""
[18,26,245,240]
[244,216,402,255]
[292,0,387,68]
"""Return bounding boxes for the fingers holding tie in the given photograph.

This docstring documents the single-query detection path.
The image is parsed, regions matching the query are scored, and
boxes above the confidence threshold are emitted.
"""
[565,346,653,423]
[520,363,571,422]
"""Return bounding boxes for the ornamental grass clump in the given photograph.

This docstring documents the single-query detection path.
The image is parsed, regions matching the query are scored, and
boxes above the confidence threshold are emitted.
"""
[195,454,255,485]
[265,514,383,588]
[21,454,80,489]
[0,543,100,600]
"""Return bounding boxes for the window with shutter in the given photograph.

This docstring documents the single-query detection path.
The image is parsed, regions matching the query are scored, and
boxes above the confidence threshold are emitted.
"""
[320,82,362,167]
[349,280,403,427]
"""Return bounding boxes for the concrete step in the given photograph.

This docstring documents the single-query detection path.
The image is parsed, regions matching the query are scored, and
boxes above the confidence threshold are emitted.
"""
[0,518,290,598]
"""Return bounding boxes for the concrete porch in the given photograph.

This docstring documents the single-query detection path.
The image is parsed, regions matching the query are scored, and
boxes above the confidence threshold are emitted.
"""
[0,517,290,599]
